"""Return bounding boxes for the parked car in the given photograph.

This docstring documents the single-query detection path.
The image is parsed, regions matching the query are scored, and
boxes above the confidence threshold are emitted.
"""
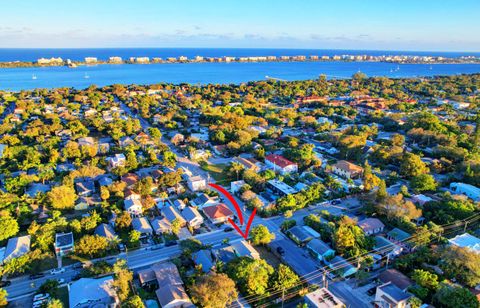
[50,268,65,275]
[57,278,65,284]
[224,227,234,232]
[0,281,11,287]
[165,241,177,247]
[331,199,341,205]
[29,273,45,280]
[72,263,83,269]
[33,293,50,301]
[276,246,285,255]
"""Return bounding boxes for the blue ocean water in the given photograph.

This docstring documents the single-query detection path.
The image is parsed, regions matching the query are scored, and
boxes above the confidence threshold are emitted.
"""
[0,48,479,90]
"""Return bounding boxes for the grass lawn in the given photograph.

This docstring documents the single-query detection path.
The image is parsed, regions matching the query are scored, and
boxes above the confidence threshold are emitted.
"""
[200,163,233,184]
[254,245,282,268]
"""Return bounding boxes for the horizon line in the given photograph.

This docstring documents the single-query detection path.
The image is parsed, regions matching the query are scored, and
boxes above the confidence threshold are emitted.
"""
[0,47,479,53]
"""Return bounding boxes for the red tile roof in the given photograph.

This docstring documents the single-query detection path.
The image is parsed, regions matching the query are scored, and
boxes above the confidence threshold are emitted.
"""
[265,154,296,169]
[203,203,234,219]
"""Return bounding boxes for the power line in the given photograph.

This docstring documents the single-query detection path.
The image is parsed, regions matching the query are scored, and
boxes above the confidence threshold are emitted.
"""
[231,213,480,306]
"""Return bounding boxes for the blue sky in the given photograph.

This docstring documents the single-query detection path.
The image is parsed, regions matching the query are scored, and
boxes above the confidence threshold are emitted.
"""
[0,0,479,51]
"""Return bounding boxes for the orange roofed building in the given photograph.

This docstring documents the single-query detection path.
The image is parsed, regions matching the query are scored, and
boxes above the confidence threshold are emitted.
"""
[202,203,234,224]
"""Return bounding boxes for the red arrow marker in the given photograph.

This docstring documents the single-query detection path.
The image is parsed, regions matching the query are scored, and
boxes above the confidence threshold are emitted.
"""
[228,208,257,239]
[208,183,256,239]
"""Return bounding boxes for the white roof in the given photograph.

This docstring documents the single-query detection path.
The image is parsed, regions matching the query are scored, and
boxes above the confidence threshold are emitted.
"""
[449,233,480,254]
[69,276,117,308]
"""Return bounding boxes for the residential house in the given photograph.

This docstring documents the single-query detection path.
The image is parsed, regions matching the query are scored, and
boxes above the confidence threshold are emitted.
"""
[267,179,298,196]
[374,236,403,258]
[387,228,411,249]
[328,256,357,278]
[450,182,480,201]
[121,173,139,188]
[332,160,364,179]
[4,235,31,262]
[378,269,413,292]
[182,207,204,228]
[232,157,261,172]
[132,217,153,238]
[107,154,126,170]
[163,206,186,226]
[55,232,74,257]
[214,240,260,263]
[190,193,219,209]
[75,197,89,211]
[192,250,215,273]
[203,204,234,224]
[287,226,313,245]
[173,199,186,210]
[374,282,411,308]
[265,154,298,174]
[186,175,207,192]
[448,233,480,254]
[304,287,345,308]
[306,239,335,262]
[231,180,246,194]
[150,217,172,235]
[69,276,119,308]
[124,195,143,216]
[357,218,385,235]
[75,180,95,197]
[137,262,193,308]
[94,224,118,243]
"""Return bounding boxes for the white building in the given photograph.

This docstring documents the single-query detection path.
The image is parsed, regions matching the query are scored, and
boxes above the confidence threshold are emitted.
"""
[124,195,143,216]
[304,287,344,308]
[186,175,207,192]
[84,57,98,64]
[231,180,246,194]
[449,233,480,254]
[374,282,411,308]
[265,154,298,174]
[450,182,480,201]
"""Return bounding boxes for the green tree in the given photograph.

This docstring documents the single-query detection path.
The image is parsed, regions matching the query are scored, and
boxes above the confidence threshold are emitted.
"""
[100,186,110,201]
[115,211,132,230]
[46,298,64,308]
[363,161,380,191]
[128,230,141,245]
[400,153,429,178]
[112,259,133,302]
[0,288,7,306]
[171,218,182,235]
[226,257,274,296]
[433,285,479,308]
[0,212,19,241]
[410,174,437,192]
[249,225,275,245]
[440,246,480,287]
[76,235,109,258]
[190,273,238,308]
[412,269,439,291]
[271,264,300,291]
[124,295,144,308]
[48,185,77,210]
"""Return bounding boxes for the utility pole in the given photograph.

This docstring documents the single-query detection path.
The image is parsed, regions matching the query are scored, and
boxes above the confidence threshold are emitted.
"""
[322,271,327,289]
[386,254,390,270]
[464,220,469,233]
[281,287,285,308]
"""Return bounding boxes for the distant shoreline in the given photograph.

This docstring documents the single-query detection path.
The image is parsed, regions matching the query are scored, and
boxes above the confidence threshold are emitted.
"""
[1,53,479,69]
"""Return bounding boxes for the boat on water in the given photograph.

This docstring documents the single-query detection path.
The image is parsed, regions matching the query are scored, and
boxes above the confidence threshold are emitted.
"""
[32,74,37,80]
[84,73,90,79]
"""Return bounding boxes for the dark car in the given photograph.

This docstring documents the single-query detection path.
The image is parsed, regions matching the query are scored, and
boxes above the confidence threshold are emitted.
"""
[331,199,341,205]
[29,273,45,280]
[71,274,82,281]
[224,227,234,232]
[276,246,285,255]
[165,241,178,247]
[0,281,11,287]
[72,263,83,269]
